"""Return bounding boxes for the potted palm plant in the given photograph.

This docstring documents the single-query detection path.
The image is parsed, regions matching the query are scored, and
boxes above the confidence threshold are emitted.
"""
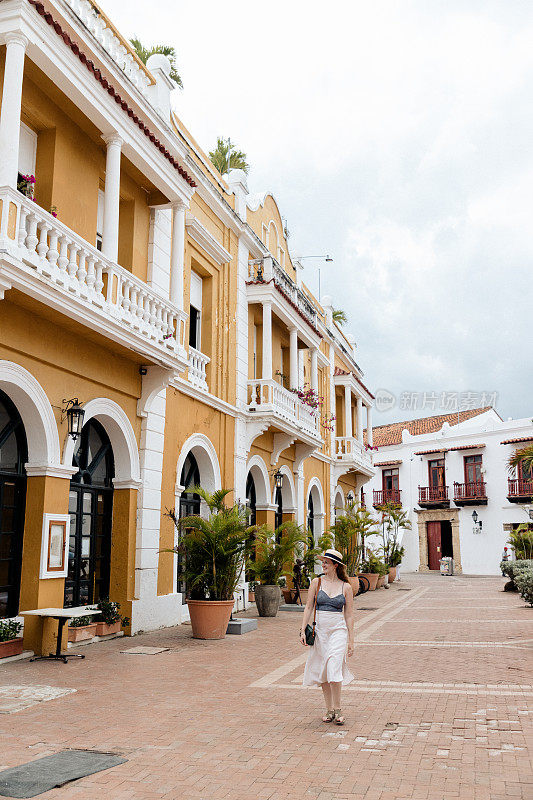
[358,550,383,591]
[167,488,253,639]
[247,522,307,617]
[0,619,23,659]
[331,502,379,594]
[378,504,411,584]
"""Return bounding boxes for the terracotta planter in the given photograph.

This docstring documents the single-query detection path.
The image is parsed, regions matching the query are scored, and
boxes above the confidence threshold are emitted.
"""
[388,567,397,584]
[186,599,235,639]
[248,591,255,603]
[95,620,121,637]
[358,572,379,591]
[0,638,23,659]
[255,585,281,617]
[281,588,295,604]
[377,575,385,588]
[298,589,309,605]
[67,623,97,642]
[347,576,360,596]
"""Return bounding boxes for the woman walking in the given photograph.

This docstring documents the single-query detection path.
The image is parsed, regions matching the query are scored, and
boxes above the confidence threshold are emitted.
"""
[300,549,354,724]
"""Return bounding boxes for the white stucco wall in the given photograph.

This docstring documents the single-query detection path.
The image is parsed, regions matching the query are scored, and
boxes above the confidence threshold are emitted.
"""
[365,411,533,575]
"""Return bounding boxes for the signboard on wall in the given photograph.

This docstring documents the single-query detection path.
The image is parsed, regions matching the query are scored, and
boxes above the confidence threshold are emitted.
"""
[40,513,70,579]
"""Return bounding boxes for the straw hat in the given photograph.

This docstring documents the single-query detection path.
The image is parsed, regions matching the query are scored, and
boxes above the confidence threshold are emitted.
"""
[322,548,344,565]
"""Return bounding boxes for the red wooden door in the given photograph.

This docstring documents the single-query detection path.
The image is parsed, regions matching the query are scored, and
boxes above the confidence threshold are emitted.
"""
[427,521,442,570]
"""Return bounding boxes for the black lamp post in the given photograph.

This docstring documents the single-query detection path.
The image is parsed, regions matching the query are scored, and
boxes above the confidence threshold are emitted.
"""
[63,398,85,441]
[273,469,284,491]
[472,510,478,525]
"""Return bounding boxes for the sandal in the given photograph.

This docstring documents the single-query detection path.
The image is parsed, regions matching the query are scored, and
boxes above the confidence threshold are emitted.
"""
[322,710,335,723]
[333,709,345,725]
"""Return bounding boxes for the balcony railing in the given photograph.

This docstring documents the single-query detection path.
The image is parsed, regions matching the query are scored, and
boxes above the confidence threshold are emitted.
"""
[507,479,533,503]
[248,259,317,328]
[188,347,209,391]
[0,188,187,366]
[418,485,449,506]
[247,379,320,439]
[454,481,487,505]
[373,489,402,508]
[335,436,373,469]
[63,0,153,97]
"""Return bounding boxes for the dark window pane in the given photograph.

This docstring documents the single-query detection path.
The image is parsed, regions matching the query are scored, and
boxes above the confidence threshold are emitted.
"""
[1,508,15,533]
[0,560,10,586]
[2,482,15,506]
[0,590,8,618]
[0,533,12,559]
[0,431,18,471]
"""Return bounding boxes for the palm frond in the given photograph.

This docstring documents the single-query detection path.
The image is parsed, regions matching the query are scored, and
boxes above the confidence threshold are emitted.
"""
[332,309,348,326]
[130,37,183,88]
[209,136,249,176]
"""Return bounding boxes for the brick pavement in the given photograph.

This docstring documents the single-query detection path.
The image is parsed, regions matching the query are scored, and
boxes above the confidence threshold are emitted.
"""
[0,573,531,800]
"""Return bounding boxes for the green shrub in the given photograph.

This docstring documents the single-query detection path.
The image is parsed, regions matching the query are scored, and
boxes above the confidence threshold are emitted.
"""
[507,527,533,560]
[68,616,93,627]
[0,619,22,642]
[96,598,129,626]
[514,566,533,606]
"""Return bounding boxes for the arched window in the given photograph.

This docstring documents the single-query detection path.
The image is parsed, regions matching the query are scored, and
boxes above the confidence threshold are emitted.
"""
[178,453,201,599]
[65,419,114,607]
[0,390,27,618]
[246,472,257,526]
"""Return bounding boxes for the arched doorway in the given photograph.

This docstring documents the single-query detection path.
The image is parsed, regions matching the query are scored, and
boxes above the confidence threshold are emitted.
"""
[307,493,315,538]
[0,390,27,618]
[65,419,115,607]
[178,452,201,598]
[274,486,283,535]
[246,472,257,526]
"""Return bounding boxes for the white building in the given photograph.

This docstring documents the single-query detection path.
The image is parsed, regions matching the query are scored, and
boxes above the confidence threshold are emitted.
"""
[364,407,533,575]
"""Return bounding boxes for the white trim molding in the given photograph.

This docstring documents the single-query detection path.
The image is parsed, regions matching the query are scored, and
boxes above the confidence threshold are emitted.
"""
[185,214,232,265]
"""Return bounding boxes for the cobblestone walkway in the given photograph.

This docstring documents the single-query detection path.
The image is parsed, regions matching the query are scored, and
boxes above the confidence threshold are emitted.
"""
[0,574,531,799]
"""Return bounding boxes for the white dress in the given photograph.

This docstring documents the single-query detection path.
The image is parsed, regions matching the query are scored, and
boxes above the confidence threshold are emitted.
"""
[302,588,354,686]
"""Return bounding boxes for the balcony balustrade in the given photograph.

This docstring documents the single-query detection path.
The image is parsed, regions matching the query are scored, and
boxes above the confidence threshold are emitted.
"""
[454,481,487,505]
[188,346,209,391]
[507,478,533,503]
[248,259,317,328]
[0,188,187,369]
[418,485,450,508]
[247,379,321,440]
[373,488,402,508]
[335,436,373,471]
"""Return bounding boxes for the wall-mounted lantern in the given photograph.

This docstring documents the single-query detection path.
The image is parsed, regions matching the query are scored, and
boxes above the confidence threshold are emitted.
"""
[273,469,284,491]
[62,398,85,441]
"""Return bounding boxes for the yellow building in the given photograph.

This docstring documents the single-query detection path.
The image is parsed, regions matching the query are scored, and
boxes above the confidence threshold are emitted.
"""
[0,0,375,653]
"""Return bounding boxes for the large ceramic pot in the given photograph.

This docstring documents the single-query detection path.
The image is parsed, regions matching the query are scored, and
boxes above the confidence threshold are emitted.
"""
[0,638,23,659]
[255,585,281,617]
[347,576,360,596]
[298,589,309,606]
[388,567,397,584]
[187,599,235,639]
[281,588,295,604]
[377,575,385,588]
[358,572,379,591]
[68,623,97,642]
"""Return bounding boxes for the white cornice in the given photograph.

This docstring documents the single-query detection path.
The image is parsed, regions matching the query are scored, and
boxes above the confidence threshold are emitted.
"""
[185,214,232,265]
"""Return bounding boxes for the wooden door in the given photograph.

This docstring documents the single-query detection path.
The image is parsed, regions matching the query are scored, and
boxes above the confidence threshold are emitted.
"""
[427,521,442,570]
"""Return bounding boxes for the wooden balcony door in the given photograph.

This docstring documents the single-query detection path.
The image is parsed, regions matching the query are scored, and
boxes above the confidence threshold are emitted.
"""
[429,460,445,495]
[426,521,442,570]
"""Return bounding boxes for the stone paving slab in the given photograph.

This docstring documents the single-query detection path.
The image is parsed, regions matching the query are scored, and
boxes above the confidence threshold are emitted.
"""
[0,574,531,799]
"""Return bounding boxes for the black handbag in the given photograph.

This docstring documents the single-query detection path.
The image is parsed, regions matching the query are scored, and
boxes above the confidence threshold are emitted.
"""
[304,577,321,645]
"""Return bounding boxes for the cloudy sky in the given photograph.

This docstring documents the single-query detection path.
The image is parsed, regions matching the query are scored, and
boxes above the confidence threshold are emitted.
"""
[100,0,533,425]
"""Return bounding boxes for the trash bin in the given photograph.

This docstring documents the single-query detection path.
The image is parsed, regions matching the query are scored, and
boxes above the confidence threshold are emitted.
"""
[439,557,454,576]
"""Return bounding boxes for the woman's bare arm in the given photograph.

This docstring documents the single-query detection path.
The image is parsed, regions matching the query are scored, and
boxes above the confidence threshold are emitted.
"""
[299,577,319,645]
[344,583,355,656]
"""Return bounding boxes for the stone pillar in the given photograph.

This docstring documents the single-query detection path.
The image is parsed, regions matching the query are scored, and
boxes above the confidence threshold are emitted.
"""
[101,134,123,261]
[0,33,29,188]
[311,348,318,392]
[366,404,373,446]
[356,396,363,442]
[262,301,272,380]
[170,200,186,309]
[344,385,352,439]
[289,328,298,390]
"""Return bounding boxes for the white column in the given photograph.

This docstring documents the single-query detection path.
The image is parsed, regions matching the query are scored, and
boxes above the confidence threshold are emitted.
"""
[101,134,123,262]
[367,404,373,445]
[344,385,352,439]
[311,348,318,392]
[356,396,363,442]
[289,327,298,389]
[170,200,186,309]
[0,33,29,188]
[262,301,272,380]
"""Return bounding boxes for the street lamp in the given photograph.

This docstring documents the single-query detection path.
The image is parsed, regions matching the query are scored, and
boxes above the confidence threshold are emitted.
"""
[273,469,284,490]
[295,254,333,302]
[347,491,355,504]
[62,398,85,441]
[471,510,478,524]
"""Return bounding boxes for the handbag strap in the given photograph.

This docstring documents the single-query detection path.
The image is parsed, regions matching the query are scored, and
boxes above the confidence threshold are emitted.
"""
[312,577,321,628]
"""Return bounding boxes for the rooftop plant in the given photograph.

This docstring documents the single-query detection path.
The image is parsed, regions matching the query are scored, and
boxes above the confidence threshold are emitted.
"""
[130,39,183,88]
[209,136,249,175]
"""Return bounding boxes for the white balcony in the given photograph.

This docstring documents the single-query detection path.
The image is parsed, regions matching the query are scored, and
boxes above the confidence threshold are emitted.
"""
[188,346,210,391]
[335,436,373,473]
[247,379,322,444]
[0,187,188,371]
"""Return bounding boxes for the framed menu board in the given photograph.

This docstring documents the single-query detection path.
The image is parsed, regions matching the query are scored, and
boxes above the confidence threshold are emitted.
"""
[40,514,70,579]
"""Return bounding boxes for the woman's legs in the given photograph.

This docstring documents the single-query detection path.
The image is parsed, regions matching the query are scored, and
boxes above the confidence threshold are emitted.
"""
[321,682,333,718]
[330,681,342,709]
